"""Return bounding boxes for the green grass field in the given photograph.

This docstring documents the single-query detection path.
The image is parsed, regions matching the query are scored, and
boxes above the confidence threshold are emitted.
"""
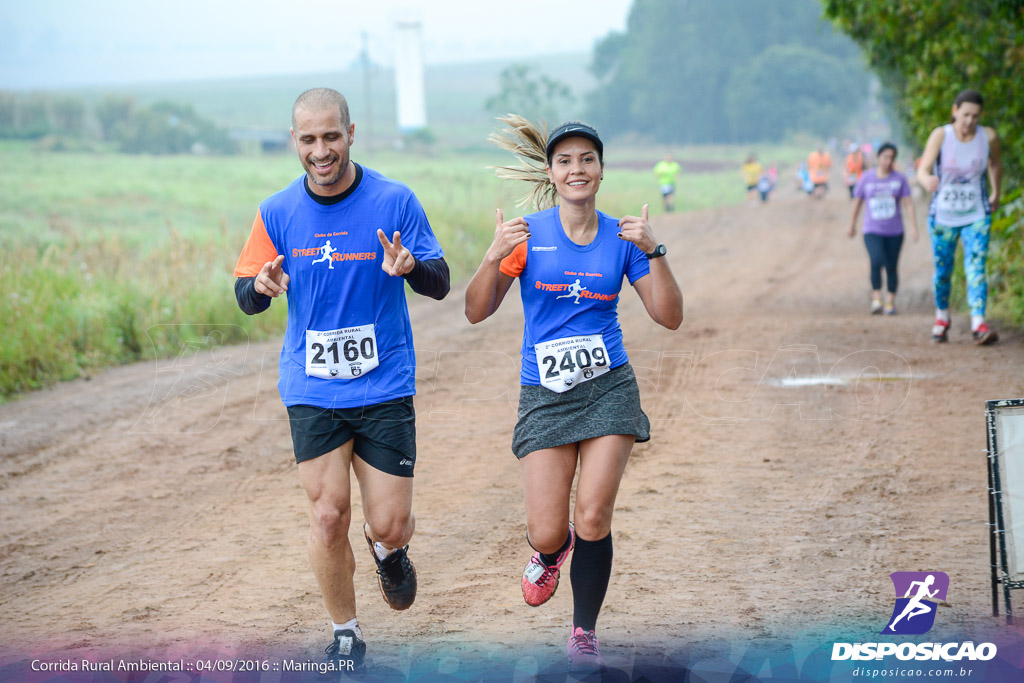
[0,138,781,399]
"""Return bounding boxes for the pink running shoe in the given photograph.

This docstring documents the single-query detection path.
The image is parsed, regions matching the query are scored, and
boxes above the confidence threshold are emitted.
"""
[972,323,999,346]
[567,625,606,671]
[521,525,575,607]
[931,319,950,343]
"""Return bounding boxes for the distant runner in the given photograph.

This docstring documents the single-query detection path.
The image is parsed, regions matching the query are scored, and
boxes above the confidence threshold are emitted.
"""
[845,143,866,199]
[756,166,775,203]
[653,153,681,212]
[796,161,814,195]
[917,89,1002,345]
[741,153,764,205]
[848,142,919,315]
[808,146,832,199]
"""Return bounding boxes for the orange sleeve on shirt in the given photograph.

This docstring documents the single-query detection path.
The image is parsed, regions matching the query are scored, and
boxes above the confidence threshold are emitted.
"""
[499,241,528,278]
[233,210,279,277]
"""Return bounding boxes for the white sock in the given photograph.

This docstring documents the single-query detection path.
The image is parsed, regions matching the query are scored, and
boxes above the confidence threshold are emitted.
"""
[936,309,950,323]
[332,618,362,640]
[374,541,396,561]
[971,315,985,331]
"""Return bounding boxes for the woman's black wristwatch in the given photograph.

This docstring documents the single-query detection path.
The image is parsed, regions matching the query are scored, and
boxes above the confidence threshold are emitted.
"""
[645,244,667,259]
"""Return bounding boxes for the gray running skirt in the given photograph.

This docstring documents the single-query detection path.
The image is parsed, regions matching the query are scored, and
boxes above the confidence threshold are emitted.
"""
[512,363,651,459]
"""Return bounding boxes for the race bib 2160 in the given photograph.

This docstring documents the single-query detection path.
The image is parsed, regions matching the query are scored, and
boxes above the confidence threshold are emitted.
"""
[305,323,379,379]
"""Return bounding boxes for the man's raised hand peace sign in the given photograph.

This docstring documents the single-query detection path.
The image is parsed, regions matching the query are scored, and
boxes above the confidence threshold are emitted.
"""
[377,229,416,277]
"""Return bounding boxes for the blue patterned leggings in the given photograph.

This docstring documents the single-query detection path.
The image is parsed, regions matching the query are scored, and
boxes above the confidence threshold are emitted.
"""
[929,216,991,316]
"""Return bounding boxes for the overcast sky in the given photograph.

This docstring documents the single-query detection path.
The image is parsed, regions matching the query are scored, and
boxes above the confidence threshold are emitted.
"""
[0,0,633,90]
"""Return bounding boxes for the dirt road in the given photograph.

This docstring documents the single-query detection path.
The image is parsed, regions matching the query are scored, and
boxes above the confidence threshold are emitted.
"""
[2,193,1023,679]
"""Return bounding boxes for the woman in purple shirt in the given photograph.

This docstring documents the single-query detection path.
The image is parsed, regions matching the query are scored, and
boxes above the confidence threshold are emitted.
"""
[848,142,919,315]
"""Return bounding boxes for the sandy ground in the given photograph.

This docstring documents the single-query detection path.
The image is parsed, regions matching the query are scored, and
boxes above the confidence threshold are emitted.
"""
[2,190,1024,679]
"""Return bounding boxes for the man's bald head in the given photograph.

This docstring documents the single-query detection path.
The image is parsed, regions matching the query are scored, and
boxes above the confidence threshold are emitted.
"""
[292,88,350,130]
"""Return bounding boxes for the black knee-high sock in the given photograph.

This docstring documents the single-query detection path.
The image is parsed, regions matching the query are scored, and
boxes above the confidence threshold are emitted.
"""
[539,528,573,566]
[570,532,613,631]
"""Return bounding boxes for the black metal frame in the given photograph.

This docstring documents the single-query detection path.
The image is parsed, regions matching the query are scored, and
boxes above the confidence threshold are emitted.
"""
[987,398,1024,625]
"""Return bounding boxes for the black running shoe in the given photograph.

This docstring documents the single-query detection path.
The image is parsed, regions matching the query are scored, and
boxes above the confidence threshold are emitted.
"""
[324,629,366,673]
[365,529,417,610]
[972,323,999,346]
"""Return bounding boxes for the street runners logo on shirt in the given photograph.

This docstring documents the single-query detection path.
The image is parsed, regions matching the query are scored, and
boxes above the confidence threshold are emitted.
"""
[292,237,376,270]
[831,571,996,662]
[534,271,617,305]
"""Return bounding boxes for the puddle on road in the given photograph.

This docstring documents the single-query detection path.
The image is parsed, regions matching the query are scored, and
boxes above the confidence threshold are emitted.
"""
[768,373,922,388]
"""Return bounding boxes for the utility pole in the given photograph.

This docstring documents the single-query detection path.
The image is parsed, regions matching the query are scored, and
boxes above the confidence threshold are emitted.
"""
[361,31,372,154]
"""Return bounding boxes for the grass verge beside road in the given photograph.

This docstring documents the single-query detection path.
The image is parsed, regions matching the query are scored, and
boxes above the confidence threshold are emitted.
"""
[0,141,761,399]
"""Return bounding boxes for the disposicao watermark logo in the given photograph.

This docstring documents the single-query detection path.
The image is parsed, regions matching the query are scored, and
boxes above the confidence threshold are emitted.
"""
[882,571,948,635]
[831,571,997,662]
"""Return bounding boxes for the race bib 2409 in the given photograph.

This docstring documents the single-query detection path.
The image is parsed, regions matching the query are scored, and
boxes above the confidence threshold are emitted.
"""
[534,334,610,393]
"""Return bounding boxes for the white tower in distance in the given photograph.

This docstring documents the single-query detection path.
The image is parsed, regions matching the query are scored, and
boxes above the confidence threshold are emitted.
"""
[394,19,427,134]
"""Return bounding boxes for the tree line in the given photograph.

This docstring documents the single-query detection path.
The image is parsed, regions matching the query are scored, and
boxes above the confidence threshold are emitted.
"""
[0,92,237,154]
[824,0,1022,187]
[584,0,869,144]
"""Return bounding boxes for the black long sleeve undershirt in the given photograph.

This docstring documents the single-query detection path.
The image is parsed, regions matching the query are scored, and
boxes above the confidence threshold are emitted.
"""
[233,256,449,315]
[234,276,271,315]
[403,256,450,300]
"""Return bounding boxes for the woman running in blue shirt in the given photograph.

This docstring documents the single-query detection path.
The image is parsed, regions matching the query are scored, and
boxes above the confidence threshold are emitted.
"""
[465,117,683,672]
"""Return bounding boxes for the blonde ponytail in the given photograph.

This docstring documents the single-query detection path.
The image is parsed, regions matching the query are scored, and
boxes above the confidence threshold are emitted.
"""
[489,114,558,211]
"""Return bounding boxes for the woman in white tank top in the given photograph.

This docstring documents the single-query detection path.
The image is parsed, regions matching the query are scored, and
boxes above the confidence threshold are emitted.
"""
[916,89,1003,346]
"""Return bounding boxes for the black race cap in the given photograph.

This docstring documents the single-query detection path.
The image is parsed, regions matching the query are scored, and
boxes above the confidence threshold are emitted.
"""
[546,122,603,164]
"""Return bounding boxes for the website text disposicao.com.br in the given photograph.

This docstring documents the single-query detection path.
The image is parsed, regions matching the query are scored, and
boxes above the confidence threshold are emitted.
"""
[850,665,978,678]
[835,641,996,679]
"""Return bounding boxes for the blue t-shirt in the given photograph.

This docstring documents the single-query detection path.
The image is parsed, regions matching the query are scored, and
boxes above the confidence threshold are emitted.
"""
[237,165,443,408]
[499,206,650,385]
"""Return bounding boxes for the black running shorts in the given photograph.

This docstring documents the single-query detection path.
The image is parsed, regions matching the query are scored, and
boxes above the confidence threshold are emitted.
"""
[286,397,416,477]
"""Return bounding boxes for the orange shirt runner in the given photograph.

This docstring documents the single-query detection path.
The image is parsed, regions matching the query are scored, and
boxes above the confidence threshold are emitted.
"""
[808,150,832,185]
